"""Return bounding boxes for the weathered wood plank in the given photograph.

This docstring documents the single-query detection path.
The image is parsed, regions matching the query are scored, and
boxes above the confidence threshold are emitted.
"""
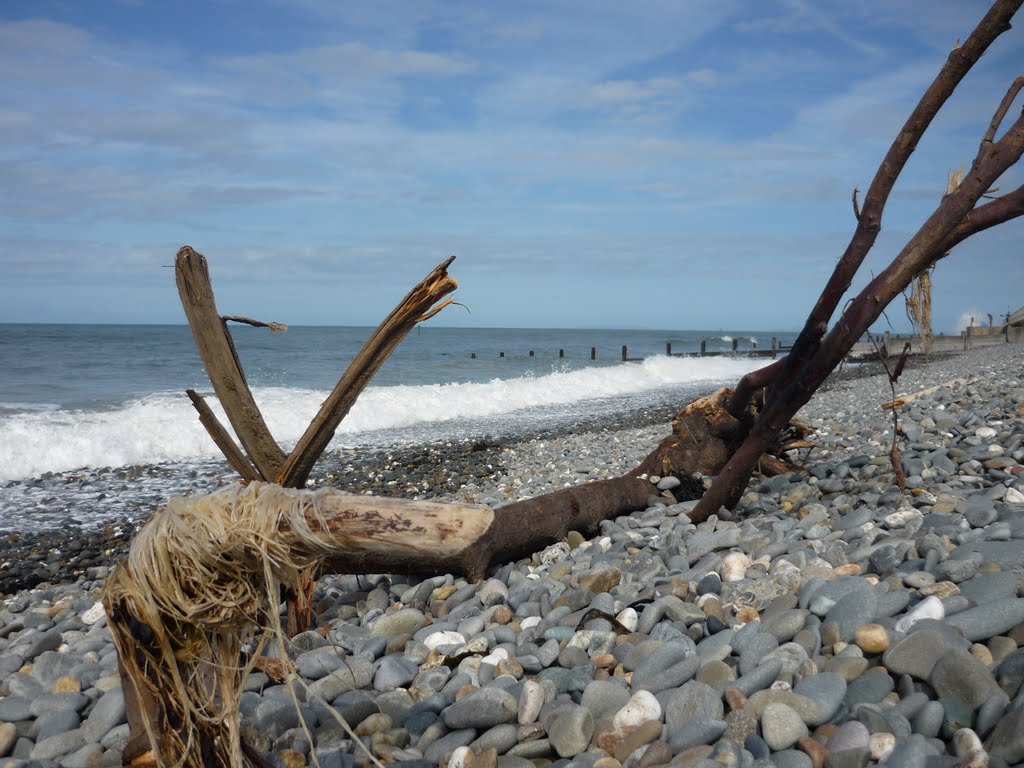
[175,246,286,479]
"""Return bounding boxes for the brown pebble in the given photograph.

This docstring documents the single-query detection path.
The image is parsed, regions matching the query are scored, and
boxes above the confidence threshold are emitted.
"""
[797,736,828,768]
[735,606,759,623]
[637,740,673,768]
[566,530,586,549]
[593,653,617,670]
[724,687,748,711]
[431,585,458,602]
[812,724,838,741]
[854,624,890,654]
[921,581,960,598]
[474,748,497,768]
[970,643,994,666]
[276,750,306,768]
[834,564,861,576]
[580,567,622,594]
[455,684,477,701]
[593,758,622,768]
[354,712,393,737]
[52,676,81,694]
[698,594,725,622]
[491,605,512,624]
[612,720,663,761]
[667,745,713,766]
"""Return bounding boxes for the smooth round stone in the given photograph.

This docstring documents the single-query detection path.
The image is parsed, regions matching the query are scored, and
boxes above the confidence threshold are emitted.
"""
[770,749,812,768]
[944,598,1024,642]
[760,610,808,643]
[371,609,428,638]
[792,673,846,726]
[882,626,957,680]
[854,624,890,654]
[696,659,735,687]
[373,655,418,691]
[976,693,1007,738]
[746,689,819,724]
[580,680,631,722]
[443,688,517,729]
[518,680,544,724]
[761,702,807,751]
[903,571,936,589]
[985,707,1024,764]
[547,703,594,758]
[844,670,894,709]
[930,648,1006,709]
[739,633,779,676]
[612,690,662,731]
[912,700,945,738]
[666,716,726,753]
[826,719,870,752]
[631,640,700,693]
[664,680,724,728]
[696,573,722,596]
[823,655,869,682]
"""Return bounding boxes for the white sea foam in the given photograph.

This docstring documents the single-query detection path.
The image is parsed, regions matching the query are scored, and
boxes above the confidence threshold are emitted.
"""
[0,355,766,482]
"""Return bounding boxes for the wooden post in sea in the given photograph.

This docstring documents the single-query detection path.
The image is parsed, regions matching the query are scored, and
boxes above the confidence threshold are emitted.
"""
[732,338,738,352]
[621,345,628,361]
[500,352,505,357]
[700,340,706,356]
[529,350,534,356]
[471,353,476,359]
[666,342,672,356]
[559,349,564,358]
[771,337,777,358]
[591,347,596,360]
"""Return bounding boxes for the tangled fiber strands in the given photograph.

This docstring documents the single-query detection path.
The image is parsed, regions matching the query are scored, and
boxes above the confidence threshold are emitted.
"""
[102,482,346,768]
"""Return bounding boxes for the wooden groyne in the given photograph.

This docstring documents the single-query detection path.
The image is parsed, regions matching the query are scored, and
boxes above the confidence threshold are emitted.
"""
[469,337,791,361]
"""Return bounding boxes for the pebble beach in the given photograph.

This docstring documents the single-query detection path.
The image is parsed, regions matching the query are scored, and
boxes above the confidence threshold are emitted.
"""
[2,342,1024,768]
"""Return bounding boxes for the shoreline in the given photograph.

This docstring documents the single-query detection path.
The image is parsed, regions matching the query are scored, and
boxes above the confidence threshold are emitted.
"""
[0,342,1022,767]
[0,346,1011,597]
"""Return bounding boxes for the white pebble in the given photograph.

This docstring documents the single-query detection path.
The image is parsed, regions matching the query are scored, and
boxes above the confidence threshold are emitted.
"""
[422,631,466,650]
[1006,487,1024,504]
[884,507,922,528]
[520,616,541,630]
[81,601,106,625]
[613,690,662,731]
[975,426,997,439]
[870,732,895,761]
[518,680,544,724]
[894,595,945,633]
[720,552,749,582]
[615,607,638,632]
[447,746,473,768]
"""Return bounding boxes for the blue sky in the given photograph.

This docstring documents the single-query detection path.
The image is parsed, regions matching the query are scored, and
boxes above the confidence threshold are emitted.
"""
[1,1,1021,333]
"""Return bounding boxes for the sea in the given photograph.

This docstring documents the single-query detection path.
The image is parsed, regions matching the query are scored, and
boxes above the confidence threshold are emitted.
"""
[0,324,797,530]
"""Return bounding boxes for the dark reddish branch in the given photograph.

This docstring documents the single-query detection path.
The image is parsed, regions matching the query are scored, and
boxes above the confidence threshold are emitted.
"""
[940,184,1024,250]
[693,79,1024,521]
[727,356,788,420]
[771,0,1022,400]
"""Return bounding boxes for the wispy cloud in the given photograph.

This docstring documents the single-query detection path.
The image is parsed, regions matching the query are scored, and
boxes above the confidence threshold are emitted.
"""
[0,1,1021,331]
